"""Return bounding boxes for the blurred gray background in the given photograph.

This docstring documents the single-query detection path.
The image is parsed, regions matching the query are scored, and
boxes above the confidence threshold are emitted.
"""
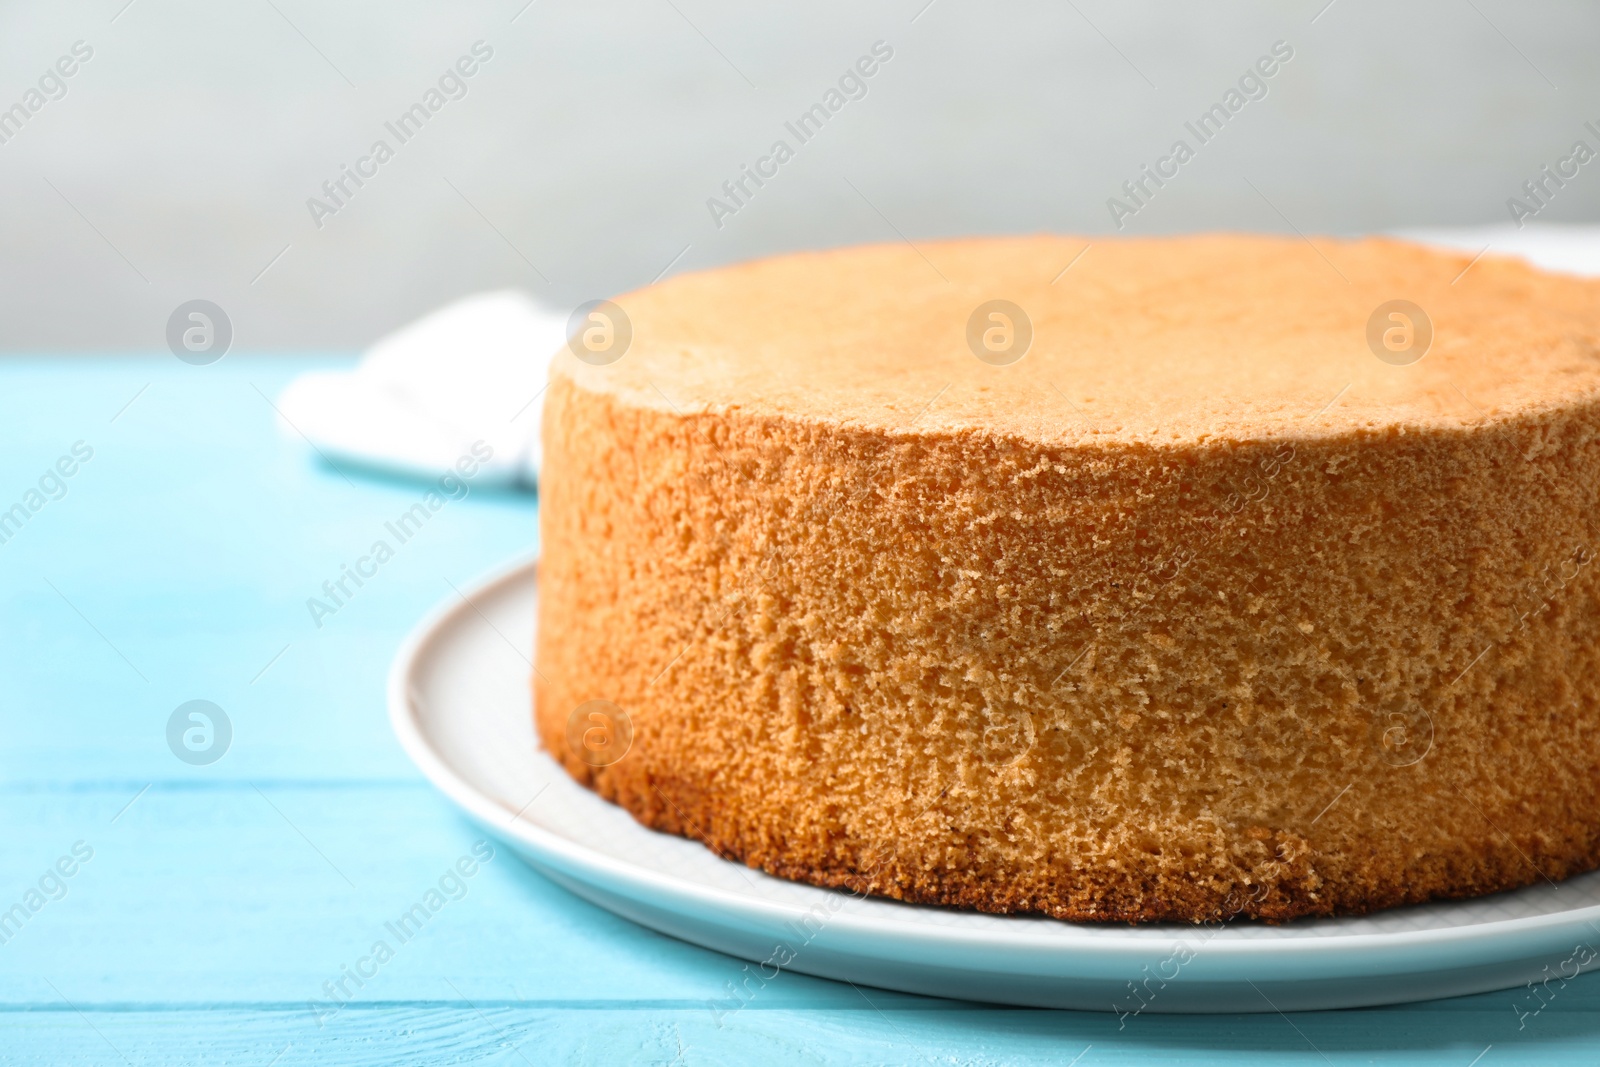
[0,0,1595,350]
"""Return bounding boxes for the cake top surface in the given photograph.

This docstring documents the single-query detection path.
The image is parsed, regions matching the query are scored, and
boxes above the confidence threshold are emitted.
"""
[552,234,1600,446]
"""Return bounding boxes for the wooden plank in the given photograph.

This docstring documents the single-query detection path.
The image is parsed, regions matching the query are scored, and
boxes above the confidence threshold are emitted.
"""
[2,783,1597,1013]
[1,1006,1594,1065]
[0,359,538,784]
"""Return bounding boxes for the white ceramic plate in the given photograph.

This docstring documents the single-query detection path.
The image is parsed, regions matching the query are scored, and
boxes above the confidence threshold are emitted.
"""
[389,555,1600,1013]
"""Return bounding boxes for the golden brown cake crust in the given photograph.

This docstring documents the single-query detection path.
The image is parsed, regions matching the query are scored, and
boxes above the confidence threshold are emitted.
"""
[536,235,1600,923]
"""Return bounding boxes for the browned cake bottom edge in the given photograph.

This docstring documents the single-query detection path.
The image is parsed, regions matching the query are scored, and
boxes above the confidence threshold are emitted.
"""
[543,746,1600,925]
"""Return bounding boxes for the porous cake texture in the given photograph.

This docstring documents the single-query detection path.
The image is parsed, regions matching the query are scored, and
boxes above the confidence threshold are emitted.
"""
[535,235,1600,922]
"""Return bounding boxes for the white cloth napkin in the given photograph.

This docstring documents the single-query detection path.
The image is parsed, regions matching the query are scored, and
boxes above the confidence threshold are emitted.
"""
[276,290,568,488]
[274,226,1600,488]
[1391,223,1600,277]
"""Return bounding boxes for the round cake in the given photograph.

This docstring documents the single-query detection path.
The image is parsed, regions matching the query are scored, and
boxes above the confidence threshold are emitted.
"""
[535,234,1600,923]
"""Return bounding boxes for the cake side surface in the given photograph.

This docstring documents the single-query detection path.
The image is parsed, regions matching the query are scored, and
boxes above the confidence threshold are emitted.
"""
[536,234,1600,922]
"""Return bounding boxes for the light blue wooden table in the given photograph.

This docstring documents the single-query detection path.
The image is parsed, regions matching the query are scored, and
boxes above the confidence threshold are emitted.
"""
[2,355,1597,1065]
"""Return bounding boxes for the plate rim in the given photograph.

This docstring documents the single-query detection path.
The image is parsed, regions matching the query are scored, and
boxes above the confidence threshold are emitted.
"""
[388,552,1600,967]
